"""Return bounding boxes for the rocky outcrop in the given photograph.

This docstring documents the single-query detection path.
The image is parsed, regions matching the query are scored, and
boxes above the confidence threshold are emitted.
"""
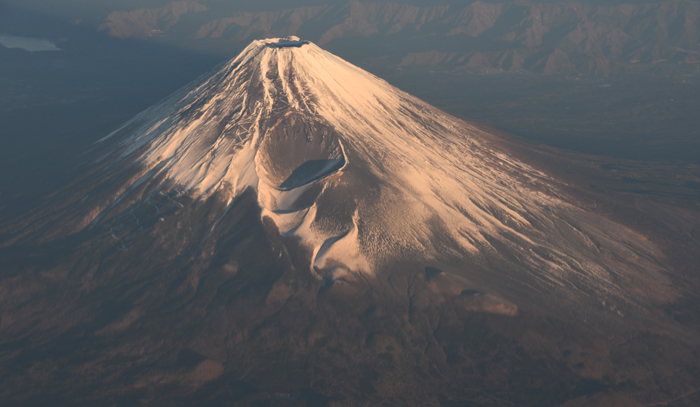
[98,0,208,38]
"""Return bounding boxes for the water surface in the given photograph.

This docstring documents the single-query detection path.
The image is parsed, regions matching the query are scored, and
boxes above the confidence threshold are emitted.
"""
[0,35,61,52]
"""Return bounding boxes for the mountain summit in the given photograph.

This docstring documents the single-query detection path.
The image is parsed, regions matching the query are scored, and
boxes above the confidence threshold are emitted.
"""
[1,37,697,406]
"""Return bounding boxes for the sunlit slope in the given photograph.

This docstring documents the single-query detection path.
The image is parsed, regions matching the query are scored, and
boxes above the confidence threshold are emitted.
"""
[63,37,671,318]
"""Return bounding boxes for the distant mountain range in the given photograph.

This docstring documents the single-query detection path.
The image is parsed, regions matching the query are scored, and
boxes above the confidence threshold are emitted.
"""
[96,0,700,75]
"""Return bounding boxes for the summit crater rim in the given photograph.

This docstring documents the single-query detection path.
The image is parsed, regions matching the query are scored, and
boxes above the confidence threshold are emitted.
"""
[258,36,310,49]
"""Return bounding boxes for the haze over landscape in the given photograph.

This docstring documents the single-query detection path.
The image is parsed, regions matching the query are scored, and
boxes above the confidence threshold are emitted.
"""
[0,1,699,406]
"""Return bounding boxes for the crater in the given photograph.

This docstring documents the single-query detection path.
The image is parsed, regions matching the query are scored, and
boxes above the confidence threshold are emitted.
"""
[256,112,346,213]
[263,36,309,49]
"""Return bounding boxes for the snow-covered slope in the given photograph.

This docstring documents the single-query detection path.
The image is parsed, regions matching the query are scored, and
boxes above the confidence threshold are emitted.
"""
[91,37,669,314]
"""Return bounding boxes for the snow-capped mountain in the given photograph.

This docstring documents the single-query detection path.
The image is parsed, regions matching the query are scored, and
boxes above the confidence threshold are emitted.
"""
[51,36,666,319]
[2,36,698,407]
